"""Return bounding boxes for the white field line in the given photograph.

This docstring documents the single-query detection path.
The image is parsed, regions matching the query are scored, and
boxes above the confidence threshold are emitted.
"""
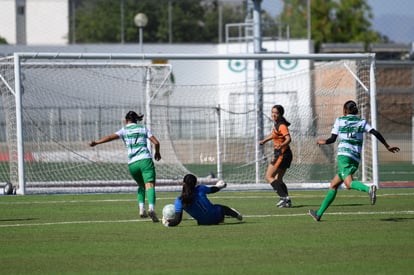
[1,210,413,228]
[1,193,413,228]
[1,192,413,205]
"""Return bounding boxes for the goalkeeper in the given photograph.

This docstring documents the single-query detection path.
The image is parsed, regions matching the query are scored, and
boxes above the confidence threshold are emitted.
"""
[309,100,400,222]
[89,111,161,222]
[162,174,243,227]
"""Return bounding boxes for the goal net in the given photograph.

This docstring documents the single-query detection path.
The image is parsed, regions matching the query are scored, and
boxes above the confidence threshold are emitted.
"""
[0,53,376,194]
[162,57,376,188]
[0,54,192,194]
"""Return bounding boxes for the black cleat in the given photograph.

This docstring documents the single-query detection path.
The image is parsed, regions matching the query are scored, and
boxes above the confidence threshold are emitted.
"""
[369,185,377,205]
[230,208,243,221]
[278,198,292,208]
[309,209,321,222]
[148,210,159,223]
[139,209,148,218]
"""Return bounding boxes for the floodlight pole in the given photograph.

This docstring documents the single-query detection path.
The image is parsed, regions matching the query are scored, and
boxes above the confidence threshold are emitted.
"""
[252,0,264,184]
[134,13,148,53]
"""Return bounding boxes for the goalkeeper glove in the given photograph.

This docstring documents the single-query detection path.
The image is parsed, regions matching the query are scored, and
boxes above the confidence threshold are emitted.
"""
[215,180,227,189]
[162,216,170,227]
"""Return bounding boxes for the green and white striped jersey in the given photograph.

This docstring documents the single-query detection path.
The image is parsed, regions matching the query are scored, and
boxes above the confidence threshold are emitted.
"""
[331,115,372,163]
[116,123,153,164]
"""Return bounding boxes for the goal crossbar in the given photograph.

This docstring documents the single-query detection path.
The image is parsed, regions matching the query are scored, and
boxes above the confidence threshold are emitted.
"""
[15,52,375,61]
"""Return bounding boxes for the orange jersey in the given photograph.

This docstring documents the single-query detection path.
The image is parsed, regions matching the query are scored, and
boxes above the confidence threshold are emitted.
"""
[271,123,290,151]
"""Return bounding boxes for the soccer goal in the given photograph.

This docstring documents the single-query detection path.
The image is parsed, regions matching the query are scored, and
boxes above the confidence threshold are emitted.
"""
[0,52,377,194]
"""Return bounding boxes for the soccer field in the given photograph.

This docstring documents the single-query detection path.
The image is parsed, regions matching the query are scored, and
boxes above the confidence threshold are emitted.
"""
[0,188,413,274]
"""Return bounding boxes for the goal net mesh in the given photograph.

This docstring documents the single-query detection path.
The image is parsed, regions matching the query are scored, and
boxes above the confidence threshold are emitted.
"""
[0,55,373,193]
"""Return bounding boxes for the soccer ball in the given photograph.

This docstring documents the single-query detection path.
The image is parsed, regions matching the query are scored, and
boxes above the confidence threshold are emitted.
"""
[3,182,13,195]
[162,204,176,219]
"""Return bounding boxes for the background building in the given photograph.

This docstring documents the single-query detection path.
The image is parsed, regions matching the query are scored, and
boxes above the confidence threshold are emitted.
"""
[0,0,68,45]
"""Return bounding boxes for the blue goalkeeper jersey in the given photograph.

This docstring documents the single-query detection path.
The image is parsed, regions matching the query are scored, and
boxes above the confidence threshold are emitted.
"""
[331,114,372,163]
[174,185,223,225]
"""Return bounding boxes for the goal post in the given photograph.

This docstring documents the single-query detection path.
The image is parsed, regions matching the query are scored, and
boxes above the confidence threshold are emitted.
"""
[370,60,379,187]
[1,53,184,195]
[0,52,377,194]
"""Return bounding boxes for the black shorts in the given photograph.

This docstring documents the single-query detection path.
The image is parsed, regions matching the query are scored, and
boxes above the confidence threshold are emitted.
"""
[270,147,292,169]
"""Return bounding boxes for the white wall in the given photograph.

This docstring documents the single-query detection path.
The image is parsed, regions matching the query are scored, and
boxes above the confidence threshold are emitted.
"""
[26,0,68,45]
[217,40,313,133]
[0,0,16,44]
[0,0,68,45]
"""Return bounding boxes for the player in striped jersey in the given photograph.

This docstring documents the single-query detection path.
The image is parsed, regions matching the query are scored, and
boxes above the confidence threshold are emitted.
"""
[89,111,161,222]
[309,100,400,222]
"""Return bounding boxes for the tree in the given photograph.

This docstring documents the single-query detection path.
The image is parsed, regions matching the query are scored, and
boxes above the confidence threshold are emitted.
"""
[278,0,384,52]
[0,36,7,44]
[333,0,382,45]
[123,1,165,43]
[73,0,164,43]
[74,0,210,43]
[202,2,246,43]
[262,9,279,39]
[74,0,123,43]
[71,0,273,44]
[155,0,211,43]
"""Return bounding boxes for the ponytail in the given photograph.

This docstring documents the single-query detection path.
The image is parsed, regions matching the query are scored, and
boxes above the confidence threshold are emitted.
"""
[344,100,358,115]
[125,111,144,123]
[180,174,197,207]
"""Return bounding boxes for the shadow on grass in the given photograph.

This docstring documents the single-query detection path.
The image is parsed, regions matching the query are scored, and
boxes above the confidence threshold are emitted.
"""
[0,217,37,222]
[380,217,414,222]
[292,204,363,208]
[284,205,305,208]
[221,221,245,225]
[179,217,244,226]
[337,203,365,207]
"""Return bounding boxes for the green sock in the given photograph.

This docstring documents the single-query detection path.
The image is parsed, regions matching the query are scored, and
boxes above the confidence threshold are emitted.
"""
[317,189,337,217]
[137,186,145,204]
[146,187,156,206]
[350,181,369,192]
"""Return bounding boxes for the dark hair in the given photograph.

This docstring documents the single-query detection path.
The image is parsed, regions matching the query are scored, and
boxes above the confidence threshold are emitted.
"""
[272,104,291,127]
[343,100,358,115]
[180,174,197,207]
[125,111,144,123]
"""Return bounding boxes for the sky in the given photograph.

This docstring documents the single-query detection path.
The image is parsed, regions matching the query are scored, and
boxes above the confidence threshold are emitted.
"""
[366,0,414,43]
[261,0,414,44]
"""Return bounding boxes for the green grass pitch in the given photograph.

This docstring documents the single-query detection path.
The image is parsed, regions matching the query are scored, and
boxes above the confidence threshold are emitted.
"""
[0,188,413,274]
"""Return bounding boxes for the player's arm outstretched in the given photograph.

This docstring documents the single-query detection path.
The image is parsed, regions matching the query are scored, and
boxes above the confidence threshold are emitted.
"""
[369,129,400,153]
[210,180,227,193]
[317,134,337,145]
[89,133,119,147]
[317,130,400,153]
